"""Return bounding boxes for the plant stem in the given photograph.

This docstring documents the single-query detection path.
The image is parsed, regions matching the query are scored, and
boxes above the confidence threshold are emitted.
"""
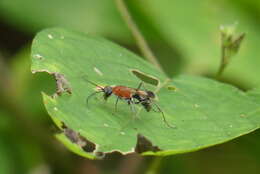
[115,0,163,72]
[217,25,245,78]
[217,44,227,77]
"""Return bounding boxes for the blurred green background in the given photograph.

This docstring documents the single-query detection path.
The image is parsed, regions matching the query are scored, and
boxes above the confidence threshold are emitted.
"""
[0,0,260,174]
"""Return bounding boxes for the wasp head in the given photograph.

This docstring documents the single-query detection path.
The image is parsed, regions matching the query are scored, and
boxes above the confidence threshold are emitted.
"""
[146,91,155,99]
[103,86,113,100]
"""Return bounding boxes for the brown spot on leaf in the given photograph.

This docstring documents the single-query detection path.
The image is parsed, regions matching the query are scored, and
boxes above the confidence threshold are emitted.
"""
[135,134,160,153]
[53,73,72,95]
[94,151,105,159]
[61,123,95,152]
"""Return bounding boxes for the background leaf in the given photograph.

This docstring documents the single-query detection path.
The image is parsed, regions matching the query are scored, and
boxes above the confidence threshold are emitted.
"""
[0,110,46,174]
[0,0,132,43]
[31,28,260,158]
[128,0,260,87]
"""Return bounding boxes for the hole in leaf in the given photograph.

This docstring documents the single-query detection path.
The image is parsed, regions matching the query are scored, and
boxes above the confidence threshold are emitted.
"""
[31,70,57,96]
[131,69,159,86]
[61,123,96,152]
[135,134,160,153]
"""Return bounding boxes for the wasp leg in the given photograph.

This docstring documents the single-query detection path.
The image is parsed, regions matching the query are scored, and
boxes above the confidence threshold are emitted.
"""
[114,96,120,112]
[152,103,176,129]
[119,99,138,131]
[137,81,149,91]
[133,97,141,104]
[127,99,135,112]
[136,82,143,91]
[86,91,102,107]
[151,106,160,113]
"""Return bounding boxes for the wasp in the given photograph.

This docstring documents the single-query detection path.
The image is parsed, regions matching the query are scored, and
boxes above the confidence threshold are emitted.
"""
[85,79,174,128]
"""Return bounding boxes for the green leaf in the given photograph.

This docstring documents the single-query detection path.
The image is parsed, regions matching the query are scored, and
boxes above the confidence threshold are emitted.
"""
[31,28,260,158]
[129,0,260,87]
[0,111,45,174]
[247,88,260,103]
[0,142,12,174]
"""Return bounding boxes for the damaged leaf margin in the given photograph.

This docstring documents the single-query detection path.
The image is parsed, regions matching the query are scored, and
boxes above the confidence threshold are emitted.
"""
[29,28,170,157]
[31,41,167,158]
[32,70,72,97]
[42,91,106,159]
[31,28,260,159]
[56,122,105,159]
[39,69,165,159]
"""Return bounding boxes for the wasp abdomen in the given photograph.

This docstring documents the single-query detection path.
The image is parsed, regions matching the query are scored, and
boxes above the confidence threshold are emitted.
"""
[112,86,133,99]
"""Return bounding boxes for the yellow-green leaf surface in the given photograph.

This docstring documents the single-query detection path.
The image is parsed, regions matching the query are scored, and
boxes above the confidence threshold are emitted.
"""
[31,28,260,158]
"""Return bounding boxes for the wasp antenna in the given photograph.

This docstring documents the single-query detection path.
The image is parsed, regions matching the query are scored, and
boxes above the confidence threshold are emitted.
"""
[82,76,104,89]
[153,103,175,129]
[86,91,102,107]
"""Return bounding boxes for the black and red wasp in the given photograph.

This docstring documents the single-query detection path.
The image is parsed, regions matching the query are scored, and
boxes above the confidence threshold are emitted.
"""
[85,79,175,128]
